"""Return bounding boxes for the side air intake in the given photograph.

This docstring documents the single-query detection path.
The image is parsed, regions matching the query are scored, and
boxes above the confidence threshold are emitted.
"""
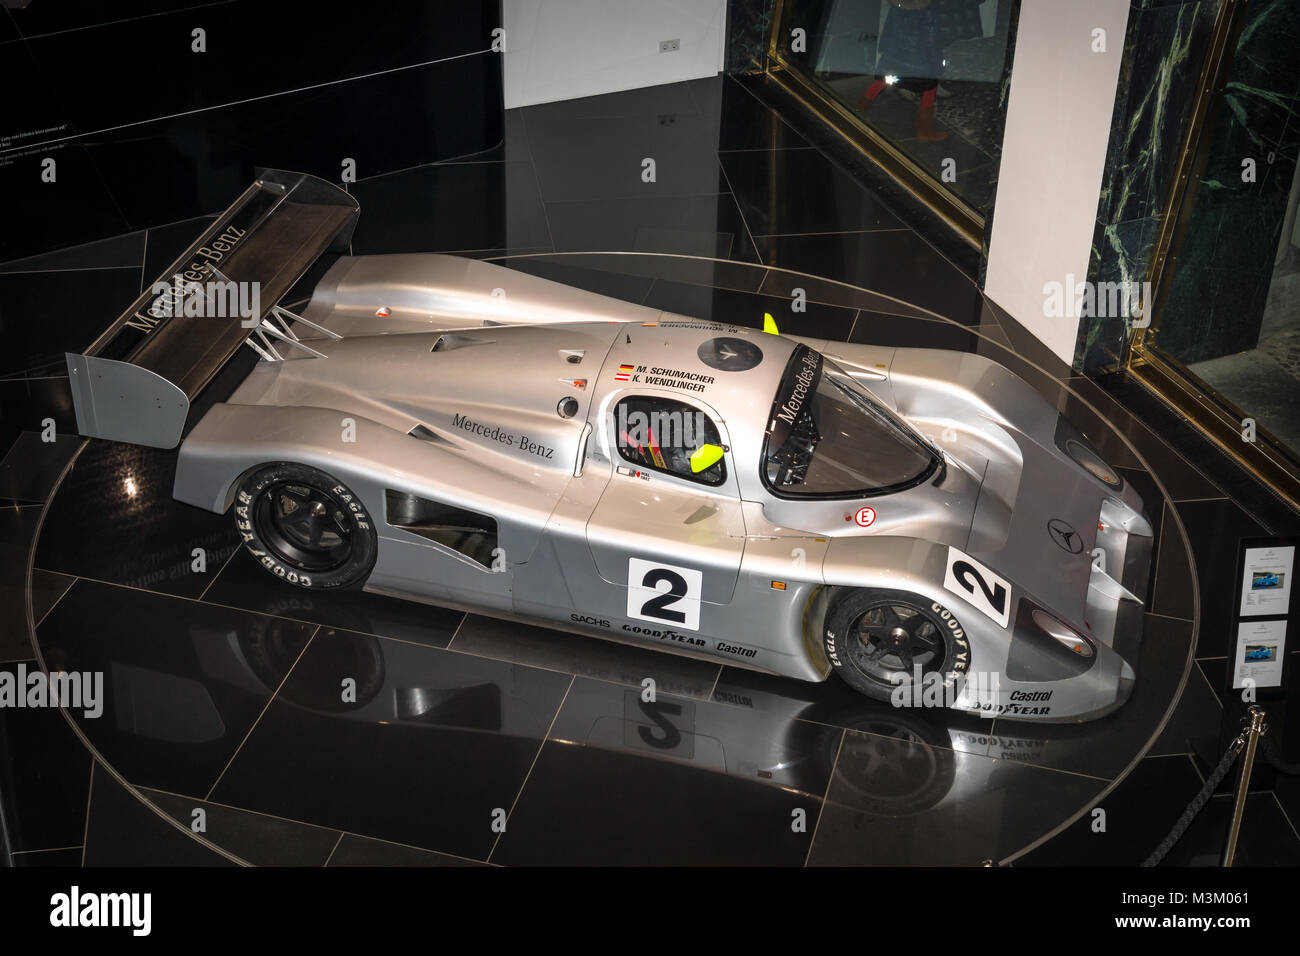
[385,490,498,569]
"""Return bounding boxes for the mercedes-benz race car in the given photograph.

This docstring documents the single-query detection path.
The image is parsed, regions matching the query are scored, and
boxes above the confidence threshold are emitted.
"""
[65,170,1153,723]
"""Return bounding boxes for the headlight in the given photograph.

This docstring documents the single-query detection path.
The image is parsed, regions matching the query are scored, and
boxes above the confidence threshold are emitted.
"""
[1031,609,1094,658]
[1065,439,1123,489]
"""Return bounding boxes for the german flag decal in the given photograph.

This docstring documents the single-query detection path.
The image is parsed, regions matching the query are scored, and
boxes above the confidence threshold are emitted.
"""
[614,363,634,382]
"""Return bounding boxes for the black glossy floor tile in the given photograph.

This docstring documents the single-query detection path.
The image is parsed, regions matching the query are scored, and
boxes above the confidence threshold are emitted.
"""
[7,0,239,41]
[0,230,144,274]
[691,75,814,152]
[1151,660,1223,759]
[524,108,725,204]
[721,148,904,236]
[0,267,143,376]
[450,613,718,700]
[0,375,77,435]
[641,278,856,340]
[1063,376,1168,471]
[83,763,235,867]
[141,215,216,286]
[1095,373,1257,507]
[739,73,985,280]
[500,256,654,305]
[523,79,701,122]
[711,665,996,757]
[492,677,838,865]
[0,662,94,852]
[1130,437,1228,505]
[210,628,572,860]
[1276,754,1300,835]
[1053,388,1147,474]
[1160,792,1300,866]
[754,231,983,325]
[0,144,134,264]
[30,569,75,630]
[1151,502,1196,623]
[83,50,502,232]
[981,615,1193,780]
[808,728,1106,865]
[35,442,240,598]
[12,847,83,867]
[849,311,979,352]
[1173,498,1267,657]
[0,505,73,661]
[443,106,525,164]
[757,265,938,319]
[1014,754,1204,866]
[349,160,548,256]
[0,8,18,44]
[550,251,768,293]
[140,788,342,866]
[23,1,491,138]
[327,833,485,867]
[205,549,464,648]
[0,433,81,503]
[0,506,40,662]
[36,578,315,796]
[546,191,759,261]
[1196,657,1228,701]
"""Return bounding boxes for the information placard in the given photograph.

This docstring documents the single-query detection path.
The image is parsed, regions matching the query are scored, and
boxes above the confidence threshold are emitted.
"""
[1231,618,1287,689]
[1239,544,1294,617]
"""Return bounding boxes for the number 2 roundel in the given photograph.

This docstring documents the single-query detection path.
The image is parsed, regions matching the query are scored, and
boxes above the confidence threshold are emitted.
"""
[627,558,703,631]
[943,547,1011,628]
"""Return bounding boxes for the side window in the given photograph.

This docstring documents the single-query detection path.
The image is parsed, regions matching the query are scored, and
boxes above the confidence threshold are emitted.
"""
[613,396,726,487]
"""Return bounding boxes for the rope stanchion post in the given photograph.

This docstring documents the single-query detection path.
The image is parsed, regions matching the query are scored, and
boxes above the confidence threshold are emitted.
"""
[1222,705,1268,867]
[1142,731,1244,867]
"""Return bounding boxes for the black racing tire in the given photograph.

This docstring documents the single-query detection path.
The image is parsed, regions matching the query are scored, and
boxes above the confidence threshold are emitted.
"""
[823,587,971,704]
[233,463,377,590]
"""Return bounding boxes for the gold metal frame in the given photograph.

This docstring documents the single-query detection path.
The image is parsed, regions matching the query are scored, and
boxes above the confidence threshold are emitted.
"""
[763,0,984,247]
[1127,0,1300,512]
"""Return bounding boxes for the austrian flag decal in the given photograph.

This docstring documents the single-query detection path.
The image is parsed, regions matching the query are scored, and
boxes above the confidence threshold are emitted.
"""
[614,363,634,382]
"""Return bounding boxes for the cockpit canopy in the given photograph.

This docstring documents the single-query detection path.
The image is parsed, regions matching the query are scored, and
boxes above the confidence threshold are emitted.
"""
[763,344,941,498]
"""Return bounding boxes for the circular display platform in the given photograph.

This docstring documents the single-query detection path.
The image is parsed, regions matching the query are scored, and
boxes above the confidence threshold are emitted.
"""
[25,254,1198,866]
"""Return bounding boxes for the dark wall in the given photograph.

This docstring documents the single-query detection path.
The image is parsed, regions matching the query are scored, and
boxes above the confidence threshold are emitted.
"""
[0,0,504,263]
[1156,0,1300,365]
[725,0,775,73]
[1077,0,1300,373]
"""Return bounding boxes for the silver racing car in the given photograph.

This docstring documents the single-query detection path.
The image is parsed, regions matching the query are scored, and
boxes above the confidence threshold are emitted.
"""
[66,170,1153,722]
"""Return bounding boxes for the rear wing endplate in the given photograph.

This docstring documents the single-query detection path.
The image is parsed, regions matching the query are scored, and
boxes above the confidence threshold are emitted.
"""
[65,168,358,448]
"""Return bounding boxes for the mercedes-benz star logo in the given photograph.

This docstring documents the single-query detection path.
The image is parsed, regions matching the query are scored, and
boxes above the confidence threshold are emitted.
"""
[1047,518,1084,554]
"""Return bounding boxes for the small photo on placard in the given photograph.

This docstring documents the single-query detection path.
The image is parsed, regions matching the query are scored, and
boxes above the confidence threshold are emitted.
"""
[1232,619,1287,689]
[1240,545,1295,617]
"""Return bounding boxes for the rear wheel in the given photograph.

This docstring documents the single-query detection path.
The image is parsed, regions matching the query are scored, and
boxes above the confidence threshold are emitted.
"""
[824,588,970,704]
[234,463,377,590]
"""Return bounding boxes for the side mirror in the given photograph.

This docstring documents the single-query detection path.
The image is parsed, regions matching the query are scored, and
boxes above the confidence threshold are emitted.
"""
[689,443,725,473]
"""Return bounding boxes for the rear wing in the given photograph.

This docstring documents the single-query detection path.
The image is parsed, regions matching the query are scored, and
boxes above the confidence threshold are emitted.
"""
[65,168,358,448]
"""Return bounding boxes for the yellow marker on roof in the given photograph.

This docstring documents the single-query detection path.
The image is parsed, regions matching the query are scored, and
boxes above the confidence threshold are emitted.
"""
[763,312,779,335]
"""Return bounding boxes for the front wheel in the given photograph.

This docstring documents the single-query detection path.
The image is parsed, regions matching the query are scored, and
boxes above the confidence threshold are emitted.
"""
[233,463,378,590]
[823,588,971,704]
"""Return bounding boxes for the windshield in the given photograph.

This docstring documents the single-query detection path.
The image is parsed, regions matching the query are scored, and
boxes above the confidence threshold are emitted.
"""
[763,345,940,497]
